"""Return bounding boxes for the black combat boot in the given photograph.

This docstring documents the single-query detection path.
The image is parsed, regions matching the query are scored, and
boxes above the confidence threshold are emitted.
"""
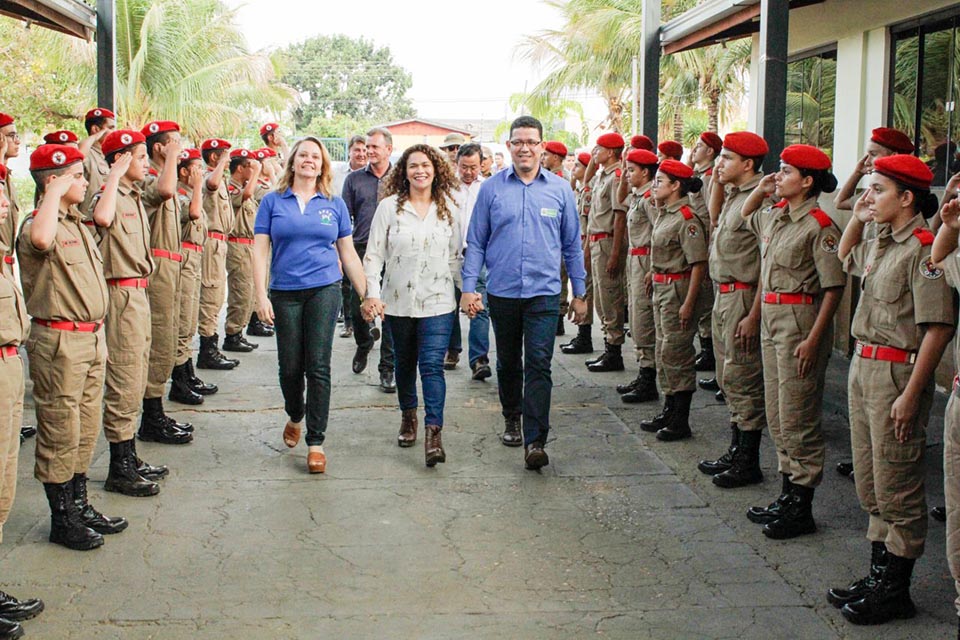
[222,332,255,352]
[763,484,816,539]
[587,342,624,372]
[138,398,192,445]
[698,376,720,391]
[841,552,917,625]
[657,390,693,441]
[621,367,658,403]
[196,334,239,370]
[72,473,127,535]
[247,312,274,337]
[640,395,674,433]
[828,542,887,608]
[168,362,203,405]
[130,439,169,481]
[186,359,218,395]
[616,369,642,395]
[694,336,715,371]
[0,617,22,639]
[156,396,193,433]
[698,423,739,475]
[713,429,764,488]
[748,474,792,524]
[0,588,43,622]
[43,481,103,550]
[561,324,593,354]
[104,440,160,497]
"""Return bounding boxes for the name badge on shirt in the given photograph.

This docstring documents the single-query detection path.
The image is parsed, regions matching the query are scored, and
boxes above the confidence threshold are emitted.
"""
[317,208,336,226]
[540,208,558,218]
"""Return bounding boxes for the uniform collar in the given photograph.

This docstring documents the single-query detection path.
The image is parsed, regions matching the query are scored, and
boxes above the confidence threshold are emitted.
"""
[664,196,690,214]
[888,213,927,244]
[601,164,618,176]
[634,180,653,196]
[229,178,243,189]
[729,172,762,196]
[786,197,818,223]
[117,180,138,197]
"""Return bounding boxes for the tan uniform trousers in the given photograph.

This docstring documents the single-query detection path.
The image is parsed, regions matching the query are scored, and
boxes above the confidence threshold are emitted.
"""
[713,287,765,431]
[176,248,202,365]
[581,235,593,324]
[146,257,181,398]
[653,278,697,394]
[627,254,655,368]
[27,325,106,483]
[103,287,151,443]
[944,388,960,614]
[698,276,714,340]
[848,356,930,559]
[590,237,626,345]
[0,353,22,542]
[559,262,569,316]
[225,241,254,336]
[198,237,227,337]
[760,303,831,488]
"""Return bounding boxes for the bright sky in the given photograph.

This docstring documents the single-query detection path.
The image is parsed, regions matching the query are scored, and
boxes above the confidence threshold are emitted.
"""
[224,0,607,131]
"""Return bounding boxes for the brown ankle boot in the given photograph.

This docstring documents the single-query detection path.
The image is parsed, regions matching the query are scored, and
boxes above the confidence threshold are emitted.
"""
[398,408,418,447]
[425,425,446,467]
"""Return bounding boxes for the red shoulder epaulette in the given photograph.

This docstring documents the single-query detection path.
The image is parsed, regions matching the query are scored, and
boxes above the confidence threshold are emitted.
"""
[642,190,651,199]
[705,168,712,176]
[679,205,694,220]
[227,185,238,193]
[809,208,832,229]
[615,168,622,179]
[30,209,38,218]
[177,188,187,196]
[148,167,158,177]
[773,199,788,208]
[912,227,934,246]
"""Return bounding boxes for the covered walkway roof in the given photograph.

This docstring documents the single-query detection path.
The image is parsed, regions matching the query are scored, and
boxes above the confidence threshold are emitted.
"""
[0,0,95,40]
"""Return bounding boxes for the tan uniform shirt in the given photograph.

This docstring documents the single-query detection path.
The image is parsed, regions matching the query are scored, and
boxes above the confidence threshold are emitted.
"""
[626,182,656,249]
[81,144,109,219]
[845,214,953,351]
[17,206,108,322]
[178,185,206,246]
[203,170,234,235]
[577,181,593,237]
[1,175,20,264]
[587,165,624,234]
[228,179,257,239]
[651,197,708,274]
[709,173,765,284]
[142,162,182,253]
[0,253,27,346]
[92,183,154,280]
[750,197,846,294]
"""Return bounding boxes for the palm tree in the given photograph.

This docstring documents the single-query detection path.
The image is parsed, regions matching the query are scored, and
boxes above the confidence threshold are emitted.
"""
[495,93,588,146]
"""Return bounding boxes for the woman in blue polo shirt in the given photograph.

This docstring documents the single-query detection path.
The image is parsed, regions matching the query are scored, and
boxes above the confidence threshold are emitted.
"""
[253,136,367,474]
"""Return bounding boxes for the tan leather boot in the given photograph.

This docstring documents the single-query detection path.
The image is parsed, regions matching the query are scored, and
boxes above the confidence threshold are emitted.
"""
[398,408,418,447]
[424,425,446,467]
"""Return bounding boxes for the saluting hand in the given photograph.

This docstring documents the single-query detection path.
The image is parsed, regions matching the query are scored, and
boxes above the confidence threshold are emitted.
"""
[188,164,203,189]
[758,173,777,197]
[108,152,133,179]
[852,190,874,224]
[940,199,960,231]
[890,392,918,443]
[46,172,77,198]
[163,138,182,160]
[855,153,871,176]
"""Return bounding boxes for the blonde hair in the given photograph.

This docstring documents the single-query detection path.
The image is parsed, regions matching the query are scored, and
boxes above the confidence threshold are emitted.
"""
[275,136,333,197]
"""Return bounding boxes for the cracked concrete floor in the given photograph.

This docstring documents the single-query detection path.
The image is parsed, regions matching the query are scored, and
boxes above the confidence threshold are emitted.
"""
[5,314,957,638]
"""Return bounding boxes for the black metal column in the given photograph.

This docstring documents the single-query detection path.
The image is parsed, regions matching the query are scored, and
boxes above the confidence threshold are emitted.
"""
[96,0,115,111]
[757,0,789,170]
[640,0,661,142]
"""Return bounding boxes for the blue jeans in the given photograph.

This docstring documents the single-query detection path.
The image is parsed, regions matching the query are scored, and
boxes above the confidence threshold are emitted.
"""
[467,266,490,367]
[270,284,340,446]
[488,294,560,447]
[389,312,455,427]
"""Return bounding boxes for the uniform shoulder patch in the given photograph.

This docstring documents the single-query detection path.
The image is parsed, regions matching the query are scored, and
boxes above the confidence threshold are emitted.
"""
[920,257,944,280]
[679,205,694,220]
[809,208,832,228]
[911,227,934,246]
[820,234,838,254]
[686,223,700,238]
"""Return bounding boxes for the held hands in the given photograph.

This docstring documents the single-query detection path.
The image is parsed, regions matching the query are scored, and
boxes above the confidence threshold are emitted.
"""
[890,392,918,443]
[852,190,874,224]
[361,298,385,322]
[460,292,484,319]
[940,199,960,231]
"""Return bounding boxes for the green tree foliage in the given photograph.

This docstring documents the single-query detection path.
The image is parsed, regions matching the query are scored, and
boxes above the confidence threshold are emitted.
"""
[278,34,415,134]
[494,93,588,147]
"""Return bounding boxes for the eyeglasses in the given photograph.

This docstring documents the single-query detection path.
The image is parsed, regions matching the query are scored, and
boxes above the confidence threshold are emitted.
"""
[509,139,542,149]
[3,133,19,141]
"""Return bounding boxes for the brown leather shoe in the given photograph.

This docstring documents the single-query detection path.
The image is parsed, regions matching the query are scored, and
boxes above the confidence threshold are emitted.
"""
[424,425,446,467]
[398,408,418,447]
[283,421,302,448]
[501,415,523,447]
[307,450,326,474]
[524,444,549,470]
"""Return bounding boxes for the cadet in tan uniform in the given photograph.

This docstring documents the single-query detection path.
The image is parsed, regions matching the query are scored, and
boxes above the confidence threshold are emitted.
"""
[79,108,116,218]
[561,152,595,355]
[248,147,277,336]
[18,144,123,551]
[617,149,659,404]
[697,132,771,488]
[834,127,915,212]
[169,148,217,405]
[639,160,708,441]
[92,130,178,500]
[740,145,846,540]
[197,138,239,370]
[543,141,570,335]
[139,120,195,443]
[657,140,683,163]
[224,148,262,353]
[0,113,20,280]
[690,132,721,374]
[585,132,627,372]
[828,155,952,626]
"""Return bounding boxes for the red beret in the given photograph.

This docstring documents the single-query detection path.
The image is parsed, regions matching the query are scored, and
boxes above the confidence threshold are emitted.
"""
[630,135,654,151]
[84,108,115,121]
[596,132,625,149]
[872,154,934,190]
[101,130,146,156]
[43,130,79,144]
[723,131,769,158]
[699,131,723,154]
[29,144,84,171]
[255,147,277,158]
[543,141,568,157]
[201,138,231,151]
[625,149,659,166]
[0,113,13,128]
[658,140,683,160]
[780,144,831,171]
[871,127,914,154]
[229,148,253,159]
[178,148,202,163]
[141,120,180,137]
[658,159,694,180]
[259,123,280,136]
[576,152,591,166]
[0,165,6,182]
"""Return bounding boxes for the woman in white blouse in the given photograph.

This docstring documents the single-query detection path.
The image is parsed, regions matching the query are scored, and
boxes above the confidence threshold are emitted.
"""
[361,144,462,467]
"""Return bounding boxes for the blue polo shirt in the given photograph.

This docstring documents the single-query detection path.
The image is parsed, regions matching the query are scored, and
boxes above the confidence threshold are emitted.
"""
[254,188,353,291]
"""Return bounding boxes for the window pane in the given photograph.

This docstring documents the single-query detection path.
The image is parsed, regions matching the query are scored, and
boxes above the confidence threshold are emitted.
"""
[920,25,955,185]
[892,33,919,142]
[784,52,836,156]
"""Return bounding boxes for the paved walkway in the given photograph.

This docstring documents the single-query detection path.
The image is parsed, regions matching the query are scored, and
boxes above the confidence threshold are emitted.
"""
[5,315,957,638]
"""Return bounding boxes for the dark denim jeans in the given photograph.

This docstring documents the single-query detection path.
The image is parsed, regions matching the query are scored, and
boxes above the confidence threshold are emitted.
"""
[448,287,463,354]
[467,266,490,367]
[270,284,340,446]
[350,242,395,373]
[488,294,560,447]
[389,312,455,427]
